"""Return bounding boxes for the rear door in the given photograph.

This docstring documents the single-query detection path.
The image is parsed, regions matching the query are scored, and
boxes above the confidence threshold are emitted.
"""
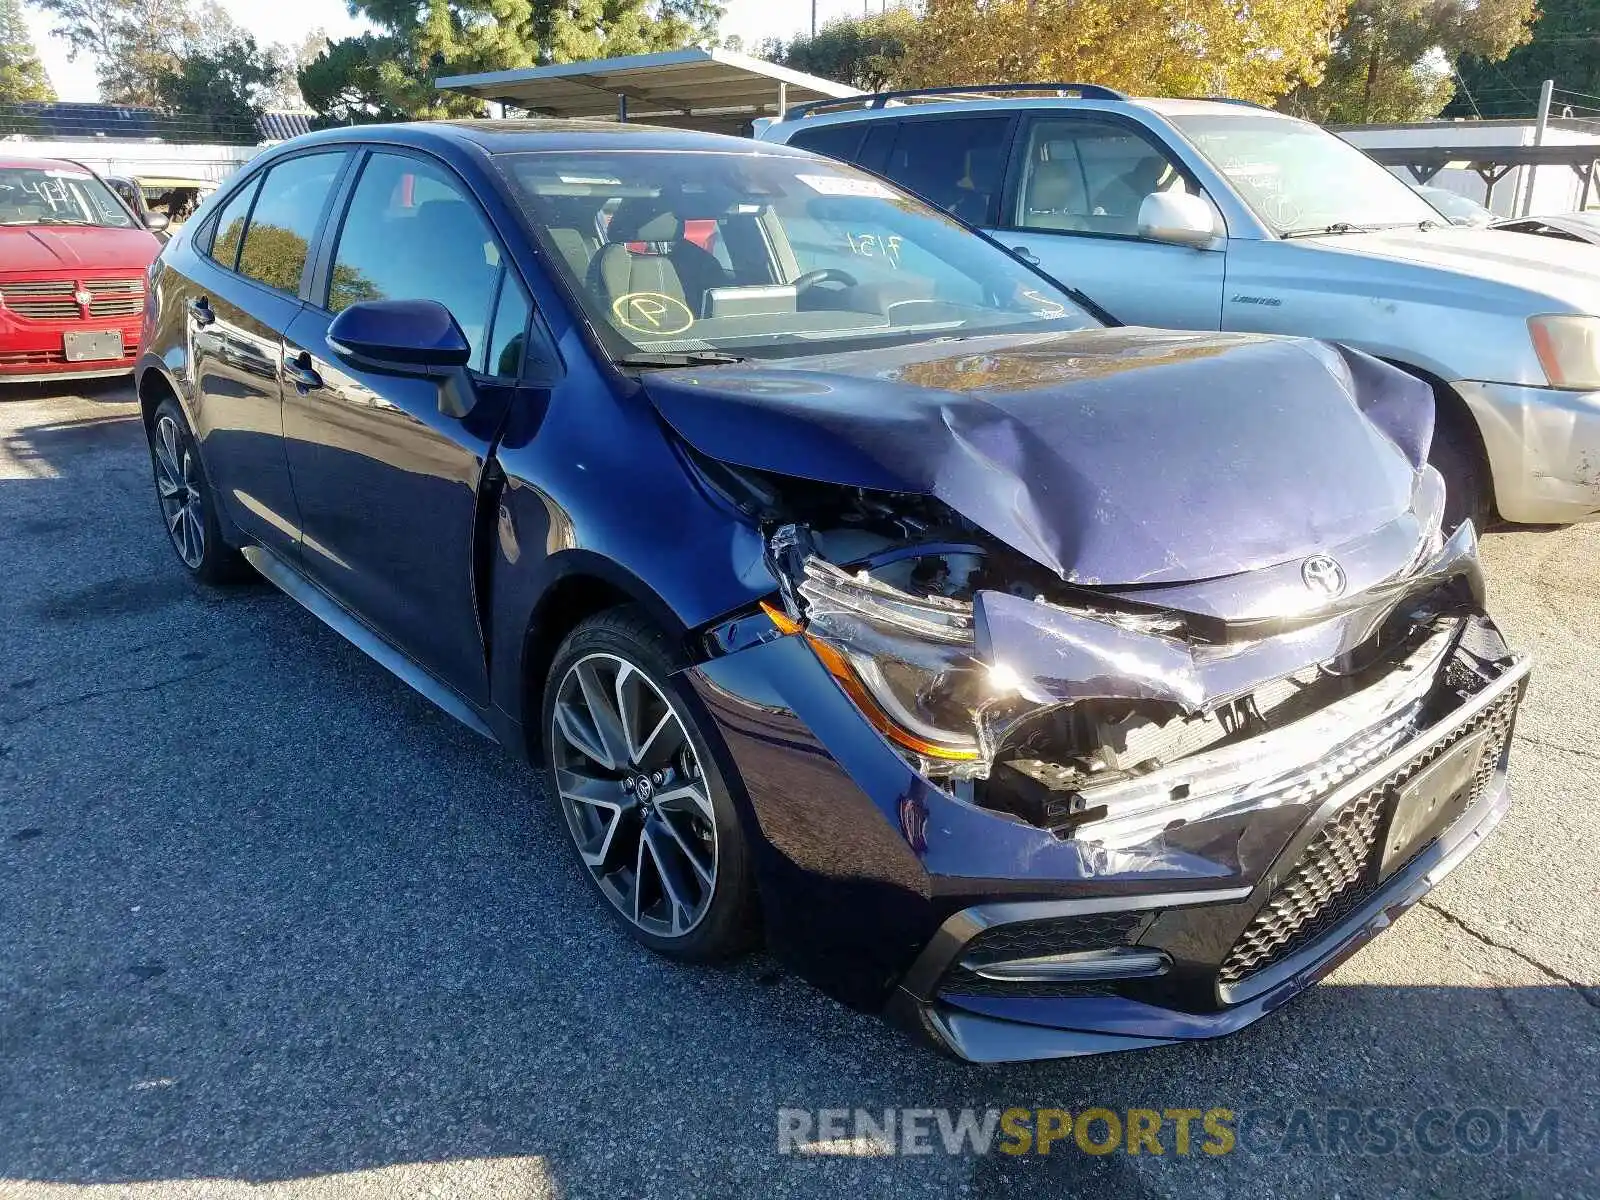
[281,148,539,704]
[869,113,1017,229]
[994,114,1227,329]
[183,151,349,554]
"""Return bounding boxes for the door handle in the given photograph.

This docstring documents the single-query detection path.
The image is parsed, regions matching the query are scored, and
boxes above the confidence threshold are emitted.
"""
[1011,245,1041,267]
[188,296,215,326]
[282,350,323,392]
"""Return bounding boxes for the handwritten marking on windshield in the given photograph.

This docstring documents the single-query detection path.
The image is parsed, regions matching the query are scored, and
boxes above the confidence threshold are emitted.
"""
[844,232,903,268]
[1021,289,1067,317]
[611,292,695,335]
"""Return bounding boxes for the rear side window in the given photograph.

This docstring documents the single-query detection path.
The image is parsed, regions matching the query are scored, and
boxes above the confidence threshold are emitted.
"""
[206,179,259,271]
[327,152,504,371]
[881,117,1012,227]
[787,122,867,164]
[1015,118,1192,238]
[235,153,346,294]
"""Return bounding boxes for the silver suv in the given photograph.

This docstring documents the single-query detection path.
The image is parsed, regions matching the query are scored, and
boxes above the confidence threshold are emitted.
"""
[758,85,1600,527]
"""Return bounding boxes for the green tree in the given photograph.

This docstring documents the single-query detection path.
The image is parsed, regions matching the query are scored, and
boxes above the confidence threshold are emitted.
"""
[154,32,279,142]
[263,28,328,110]
[299,34,423,124]
[300,0,723,125]
[1,0,54,101]
[1284,0,1538,124]
[28,0,198,104]
[1450,0,1600,118]
[776,8,916,91]
[906,0,1347,105]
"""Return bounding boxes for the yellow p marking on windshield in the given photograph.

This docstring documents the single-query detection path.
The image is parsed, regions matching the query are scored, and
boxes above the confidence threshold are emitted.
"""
[611,292,695,336]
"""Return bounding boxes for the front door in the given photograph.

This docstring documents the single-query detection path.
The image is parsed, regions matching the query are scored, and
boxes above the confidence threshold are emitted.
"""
[281,149,534,705]
[989,115,1227,330]
[183,174,299,554]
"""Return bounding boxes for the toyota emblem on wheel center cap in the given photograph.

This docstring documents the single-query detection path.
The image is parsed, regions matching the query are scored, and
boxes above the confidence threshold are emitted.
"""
[1301,554,1347,599]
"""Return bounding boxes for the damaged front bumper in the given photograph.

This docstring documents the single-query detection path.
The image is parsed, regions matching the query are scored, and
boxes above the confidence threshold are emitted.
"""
[886,647,1528,1061]
[690,515,1529,1061]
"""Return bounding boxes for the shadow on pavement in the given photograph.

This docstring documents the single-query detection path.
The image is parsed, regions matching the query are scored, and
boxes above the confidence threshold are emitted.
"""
[0,393,1594,1200]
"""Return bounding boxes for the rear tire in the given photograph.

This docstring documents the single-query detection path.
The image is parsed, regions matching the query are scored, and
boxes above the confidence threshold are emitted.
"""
[1428,389,1492,532]
[148,397,251,584]
[541,606,758,963]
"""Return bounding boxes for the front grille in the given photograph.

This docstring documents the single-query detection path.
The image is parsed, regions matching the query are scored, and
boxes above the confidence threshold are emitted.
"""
[1218,690,1518,987]
[0,348,67,365]
[0,278,143,321]
[1,280,75,320]
[88,279,144,317]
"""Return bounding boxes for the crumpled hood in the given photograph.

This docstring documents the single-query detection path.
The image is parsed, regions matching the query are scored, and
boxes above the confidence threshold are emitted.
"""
[644,327,1429,587]
[1300,225,1600,312]
[0,225,161,274]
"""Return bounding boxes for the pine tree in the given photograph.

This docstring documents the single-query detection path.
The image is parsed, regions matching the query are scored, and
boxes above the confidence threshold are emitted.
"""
[301,0,723,124]
[1283,0,1538,123]
[0,0,55,102]
[1451,0,1600,119]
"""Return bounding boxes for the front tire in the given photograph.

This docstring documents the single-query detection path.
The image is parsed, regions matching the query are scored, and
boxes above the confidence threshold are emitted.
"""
[541,607,758,962]
[148,396,250,584]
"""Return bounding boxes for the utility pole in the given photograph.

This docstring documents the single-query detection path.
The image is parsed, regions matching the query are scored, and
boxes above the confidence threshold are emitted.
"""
[812,0,818,35]
[1519,78,1554,217]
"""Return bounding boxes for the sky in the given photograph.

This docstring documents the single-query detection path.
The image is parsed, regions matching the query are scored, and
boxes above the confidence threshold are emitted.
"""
[22,0,879,105]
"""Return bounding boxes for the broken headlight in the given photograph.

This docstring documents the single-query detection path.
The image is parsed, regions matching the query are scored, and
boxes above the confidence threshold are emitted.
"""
[765,556,1009,770]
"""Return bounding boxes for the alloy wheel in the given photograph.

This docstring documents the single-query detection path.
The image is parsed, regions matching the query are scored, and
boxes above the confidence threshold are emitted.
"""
[550,652,718,939]
[153,414,205,569]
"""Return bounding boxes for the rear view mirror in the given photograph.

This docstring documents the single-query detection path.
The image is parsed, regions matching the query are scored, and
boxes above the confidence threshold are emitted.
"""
[1138,190,1221,249]
[327,299,476,417]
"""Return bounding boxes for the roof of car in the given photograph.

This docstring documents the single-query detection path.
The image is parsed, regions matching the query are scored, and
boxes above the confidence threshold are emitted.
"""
[0,156,94,172]
[766,93,1294,135]
[285,118,814,158]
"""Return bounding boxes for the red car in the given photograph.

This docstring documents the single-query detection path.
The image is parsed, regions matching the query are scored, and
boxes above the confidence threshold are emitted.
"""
[0,157,165,384]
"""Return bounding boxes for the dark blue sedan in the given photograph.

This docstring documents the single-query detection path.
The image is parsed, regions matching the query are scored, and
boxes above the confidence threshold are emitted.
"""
[136,120,1528,1062]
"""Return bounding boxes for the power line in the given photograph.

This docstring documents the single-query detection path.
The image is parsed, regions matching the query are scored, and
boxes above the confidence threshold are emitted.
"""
[1450,62,1483,118]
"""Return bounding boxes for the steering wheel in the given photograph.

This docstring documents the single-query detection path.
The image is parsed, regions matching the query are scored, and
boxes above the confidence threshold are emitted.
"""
[792,267,859,291]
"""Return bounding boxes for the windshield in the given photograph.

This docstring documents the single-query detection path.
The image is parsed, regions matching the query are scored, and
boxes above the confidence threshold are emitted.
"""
[1414,186,1494,227]
[1168,114,1440,236]
[0,165,136,229]
[496,149,1097,361]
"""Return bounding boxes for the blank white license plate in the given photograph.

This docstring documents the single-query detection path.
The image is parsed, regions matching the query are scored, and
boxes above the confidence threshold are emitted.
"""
[63,330,124,362]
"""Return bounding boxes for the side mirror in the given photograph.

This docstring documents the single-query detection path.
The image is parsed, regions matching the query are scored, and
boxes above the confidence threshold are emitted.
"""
[327,299,476,417]
[1137,190,1221,249]
[144,211,170,232]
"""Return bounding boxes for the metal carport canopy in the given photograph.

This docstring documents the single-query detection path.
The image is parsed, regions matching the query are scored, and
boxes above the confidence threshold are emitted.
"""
[436,48,859,131]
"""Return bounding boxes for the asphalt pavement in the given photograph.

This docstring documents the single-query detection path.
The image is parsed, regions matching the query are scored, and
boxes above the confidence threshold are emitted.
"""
[1,382,1596,1199]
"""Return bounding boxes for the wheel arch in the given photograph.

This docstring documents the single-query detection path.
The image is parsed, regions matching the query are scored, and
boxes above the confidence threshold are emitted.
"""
[136,362,181,432]
[517,552,698,762]
[1378,356,1497,517]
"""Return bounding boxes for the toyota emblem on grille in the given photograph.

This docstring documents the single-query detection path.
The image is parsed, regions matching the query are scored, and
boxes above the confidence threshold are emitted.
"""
[73,288,93,308]
[1301,554,1347,598]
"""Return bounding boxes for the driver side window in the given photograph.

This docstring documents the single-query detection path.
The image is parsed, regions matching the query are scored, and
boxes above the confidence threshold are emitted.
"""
[1015,118,1192,239]
[327,152,503,370]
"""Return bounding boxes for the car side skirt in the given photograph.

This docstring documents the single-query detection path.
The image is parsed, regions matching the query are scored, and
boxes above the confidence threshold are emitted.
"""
[242,544,499,743]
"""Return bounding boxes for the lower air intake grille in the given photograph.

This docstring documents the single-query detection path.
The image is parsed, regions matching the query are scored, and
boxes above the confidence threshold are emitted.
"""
[1218,690,1518,987]
[939,910,1146,1000]
[960,910,1146,967]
